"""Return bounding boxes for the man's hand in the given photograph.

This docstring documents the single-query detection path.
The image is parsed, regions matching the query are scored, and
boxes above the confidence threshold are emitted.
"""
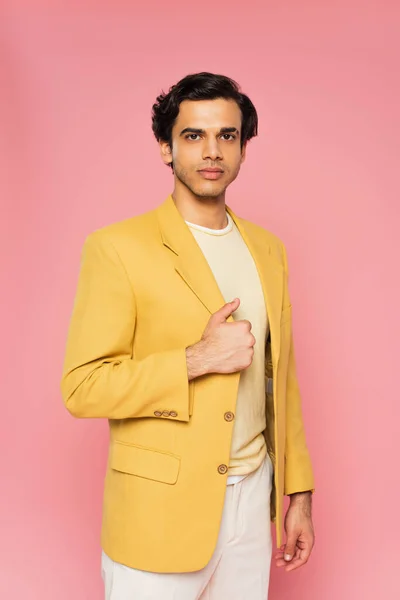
[186,298,256,380]
[275,491,315,572]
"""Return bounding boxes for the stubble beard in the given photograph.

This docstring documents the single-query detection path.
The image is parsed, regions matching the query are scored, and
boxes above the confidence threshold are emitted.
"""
[174,165,231,200]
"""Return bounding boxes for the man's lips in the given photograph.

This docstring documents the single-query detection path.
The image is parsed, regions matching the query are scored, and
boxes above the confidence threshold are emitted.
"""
[198,168,224,180]
[198,168,224,172]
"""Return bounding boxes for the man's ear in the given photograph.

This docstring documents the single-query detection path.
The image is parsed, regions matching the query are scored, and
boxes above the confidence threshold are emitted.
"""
[240,142,247,164]
[159,141,173,166]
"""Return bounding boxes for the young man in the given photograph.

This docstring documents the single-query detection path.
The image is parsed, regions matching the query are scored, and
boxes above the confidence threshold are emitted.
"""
[61,72,315,600]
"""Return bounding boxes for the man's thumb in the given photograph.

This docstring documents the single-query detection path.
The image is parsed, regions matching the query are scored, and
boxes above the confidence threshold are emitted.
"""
[284,535,297,561]
[215,298,240,322]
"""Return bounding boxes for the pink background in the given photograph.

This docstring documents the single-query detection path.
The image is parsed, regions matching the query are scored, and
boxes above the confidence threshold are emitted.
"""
[1,2,399,598]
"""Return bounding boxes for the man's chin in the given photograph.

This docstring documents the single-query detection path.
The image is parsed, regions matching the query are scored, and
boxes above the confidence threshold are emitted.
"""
[192,183,227,199]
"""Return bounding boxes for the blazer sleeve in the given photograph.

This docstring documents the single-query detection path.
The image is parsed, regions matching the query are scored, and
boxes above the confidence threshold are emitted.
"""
[60,231,192,422]
[281,243,315,495]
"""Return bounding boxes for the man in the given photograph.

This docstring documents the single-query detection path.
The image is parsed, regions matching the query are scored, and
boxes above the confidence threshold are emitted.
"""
[61,72,315,600]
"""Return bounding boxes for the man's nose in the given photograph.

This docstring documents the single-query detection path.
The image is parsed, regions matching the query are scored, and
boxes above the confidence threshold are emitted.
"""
[202,138,223,161]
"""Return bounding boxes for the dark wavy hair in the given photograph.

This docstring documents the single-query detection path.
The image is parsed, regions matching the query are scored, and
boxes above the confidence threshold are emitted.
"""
[151,72,258,168]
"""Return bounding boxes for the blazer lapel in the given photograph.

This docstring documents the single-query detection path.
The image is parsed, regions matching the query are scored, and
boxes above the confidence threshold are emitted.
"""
[226,206,284,365]
[157,194,230,318]
[157,194,284,356]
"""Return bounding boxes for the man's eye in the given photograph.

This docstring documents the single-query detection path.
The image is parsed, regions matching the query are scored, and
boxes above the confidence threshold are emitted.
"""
[185,133,236,141]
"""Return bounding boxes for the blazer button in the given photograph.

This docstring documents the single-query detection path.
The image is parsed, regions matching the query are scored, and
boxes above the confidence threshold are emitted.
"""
[170,411,178,417]
[154,411,162,417]
[162,410,170,417]
[224,411,234,422]
[217,464,228,475]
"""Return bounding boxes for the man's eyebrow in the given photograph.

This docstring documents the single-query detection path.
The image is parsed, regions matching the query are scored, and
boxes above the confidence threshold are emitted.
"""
[220,127,239,134]
[179,127,240,136]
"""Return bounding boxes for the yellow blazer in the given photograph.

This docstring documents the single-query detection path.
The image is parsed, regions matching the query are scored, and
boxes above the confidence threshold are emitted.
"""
[61,194,314,573]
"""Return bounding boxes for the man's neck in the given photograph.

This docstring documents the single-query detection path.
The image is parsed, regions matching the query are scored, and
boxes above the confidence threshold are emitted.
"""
[171,189,228,230]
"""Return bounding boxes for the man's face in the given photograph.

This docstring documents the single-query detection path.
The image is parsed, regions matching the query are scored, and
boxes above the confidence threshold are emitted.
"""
[160,98,246,199]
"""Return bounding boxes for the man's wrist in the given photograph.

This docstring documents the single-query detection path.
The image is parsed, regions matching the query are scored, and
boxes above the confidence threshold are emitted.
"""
[288,490,312,505]
[185,340,211,381]
[288,490,312,515]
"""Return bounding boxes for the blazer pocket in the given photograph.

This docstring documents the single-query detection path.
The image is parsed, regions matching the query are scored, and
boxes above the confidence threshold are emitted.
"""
[111,441,181,485]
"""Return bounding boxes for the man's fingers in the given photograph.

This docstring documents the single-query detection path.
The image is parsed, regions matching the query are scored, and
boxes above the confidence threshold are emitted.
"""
[284,555,307,572]
[282,546,311,571]
[275,546,296,566]
[276,531,314,570]
[283,534,298,561]
[213,298,240,323]
[297,543,312,564]
[275,558,290,567]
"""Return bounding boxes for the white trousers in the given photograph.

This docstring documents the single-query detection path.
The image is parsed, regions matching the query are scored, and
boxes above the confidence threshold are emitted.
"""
[101,453,273,600]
